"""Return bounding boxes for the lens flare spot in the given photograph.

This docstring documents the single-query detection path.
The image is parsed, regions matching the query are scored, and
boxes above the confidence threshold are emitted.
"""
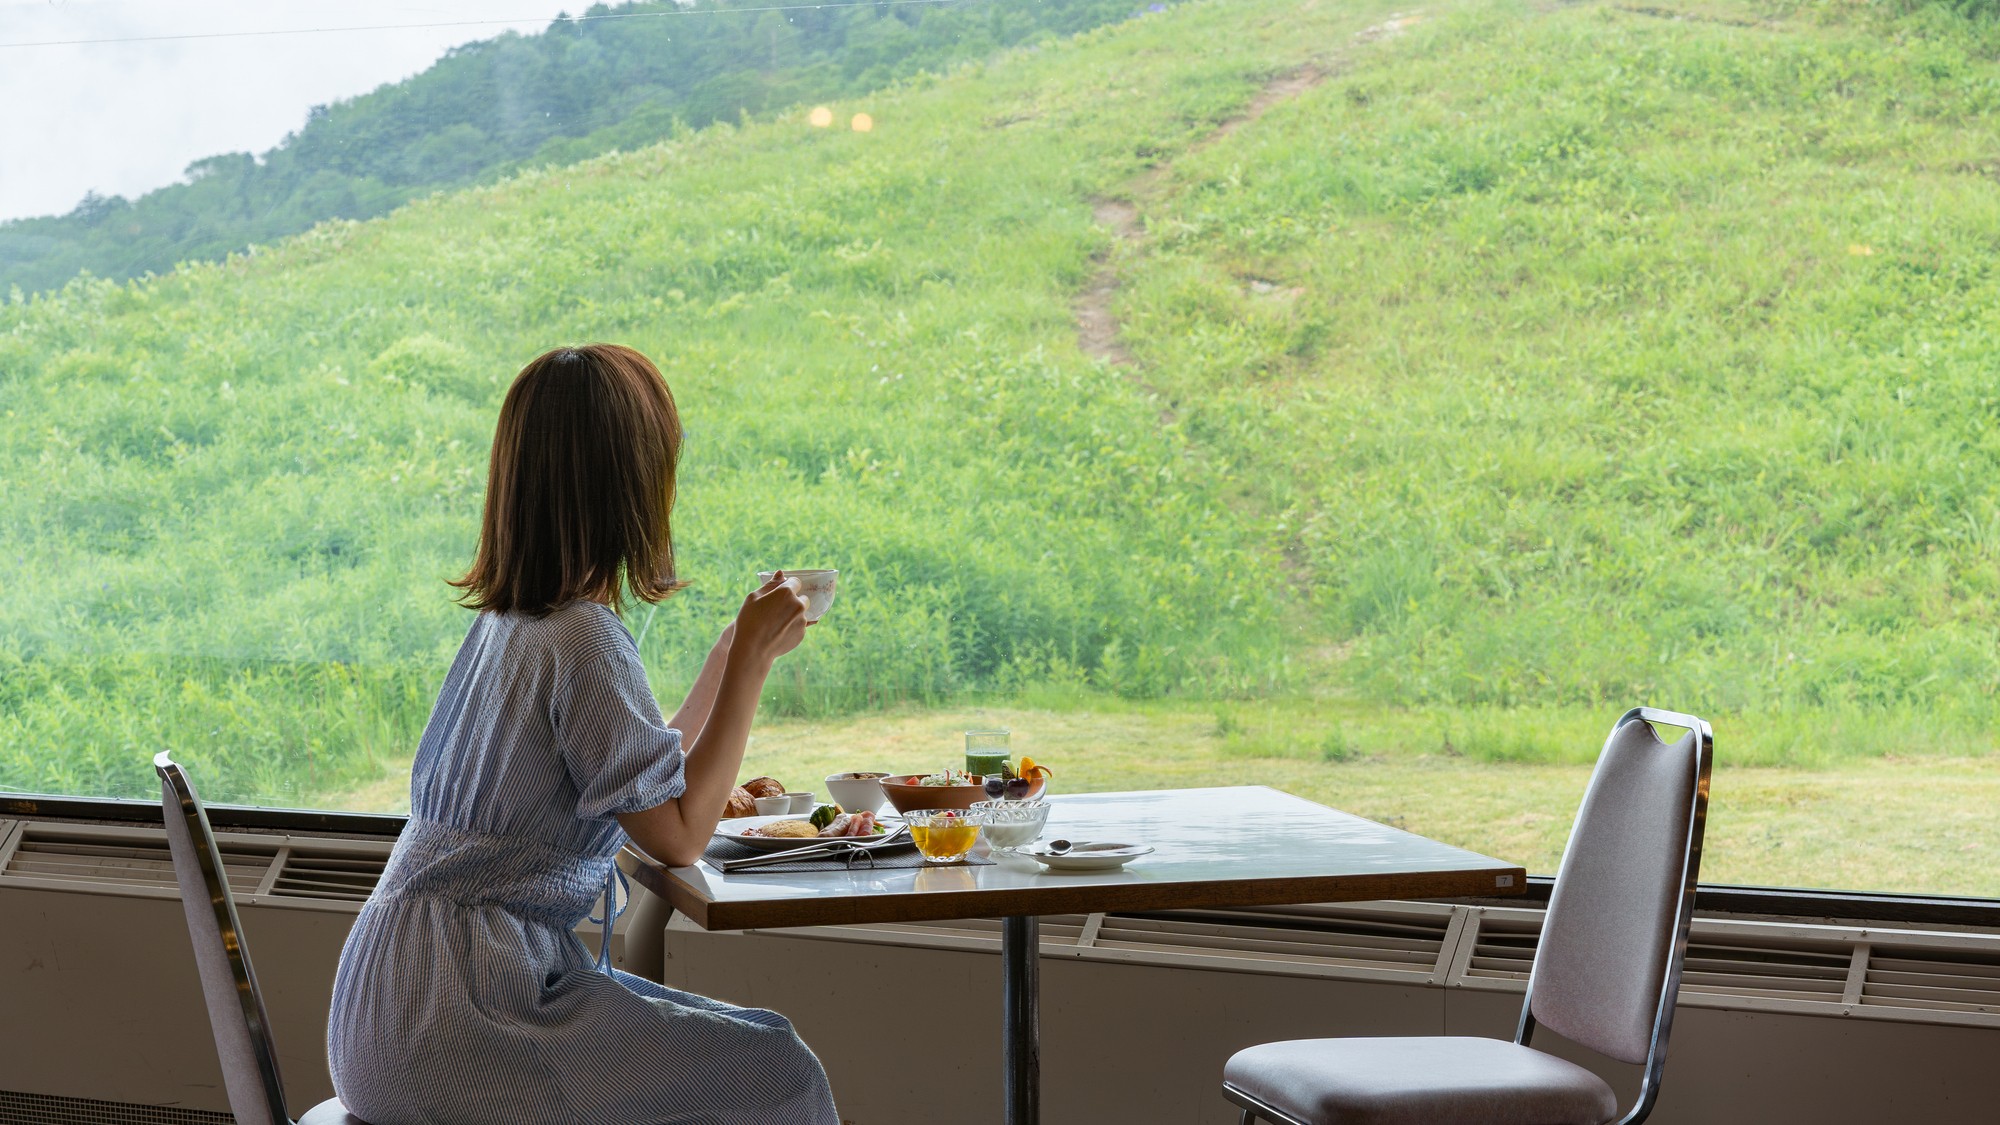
[851,113,874,133]
[808,105,834,128]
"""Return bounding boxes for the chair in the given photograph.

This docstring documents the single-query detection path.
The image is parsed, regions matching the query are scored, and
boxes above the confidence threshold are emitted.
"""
[155,751,369,1125]
[1223,706,1713,1125]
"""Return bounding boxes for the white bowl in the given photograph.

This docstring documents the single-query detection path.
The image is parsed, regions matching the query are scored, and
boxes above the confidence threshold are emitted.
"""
[824,771,889,814]
[972,798,1050,850]
[753,795,794,817]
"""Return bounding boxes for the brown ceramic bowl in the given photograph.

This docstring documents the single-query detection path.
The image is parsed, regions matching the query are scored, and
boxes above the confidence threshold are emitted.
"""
[880,774,1047,813]
[881,774,989,814]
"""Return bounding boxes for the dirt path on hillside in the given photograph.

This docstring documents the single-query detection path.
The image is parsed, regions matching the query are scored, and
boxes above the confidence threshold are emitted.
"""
[1074,14,1424,376]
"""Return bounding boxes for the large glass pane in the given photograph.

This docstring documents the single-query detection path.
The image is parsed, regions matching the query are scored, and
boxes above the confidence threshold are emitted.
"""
[4,0,1996,899]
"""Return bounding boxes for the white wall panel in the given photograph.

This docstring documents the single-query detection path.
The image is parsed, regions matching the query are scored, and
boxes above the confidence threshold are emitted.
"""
[5,879,1994,1124]
[668,926,2000,1125]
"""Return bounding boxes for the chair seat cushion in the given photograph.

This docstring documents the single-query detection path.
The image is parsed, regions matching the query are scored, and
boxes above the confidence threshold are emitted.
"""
[298,1097,371,1125]
[1224,1036,1618,1125]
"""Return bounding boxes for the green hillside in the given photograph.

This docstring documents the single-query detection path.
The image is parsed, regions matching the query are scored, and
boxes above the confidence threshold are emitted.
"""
[0,0,1164,296]
[1120,0,2000,756]
[5,0,2000,814]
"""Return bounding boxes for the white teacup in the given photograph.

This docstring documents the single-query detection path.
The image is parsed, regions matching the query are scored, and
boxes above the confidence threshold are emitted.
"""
[758,569,838,622]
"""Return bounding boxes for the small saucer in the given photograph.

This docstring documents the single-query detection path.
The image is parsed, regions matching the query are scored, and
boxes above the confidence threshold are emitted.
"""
[1025,842,1153,872]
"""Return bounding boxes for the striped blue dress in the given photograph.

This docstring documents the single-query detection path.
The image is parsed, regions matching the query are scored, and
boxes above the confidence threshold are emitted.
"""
[328,600,838,1124]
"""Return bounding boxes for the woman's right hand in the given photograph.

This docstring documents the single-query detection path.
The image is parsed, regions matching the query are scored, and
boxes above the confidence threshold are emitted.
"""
[625,574,807,866]
[729,571,809,670]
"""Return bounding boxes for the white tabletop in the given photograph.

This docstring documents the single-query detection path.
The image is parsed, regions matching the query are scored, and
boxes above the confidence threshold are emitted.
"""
[631,786,1525,930]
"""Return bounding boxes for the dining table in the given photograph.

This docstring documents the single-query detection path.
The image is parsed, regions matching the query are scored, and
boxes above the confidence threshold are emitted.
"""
[626,785,1527,1125]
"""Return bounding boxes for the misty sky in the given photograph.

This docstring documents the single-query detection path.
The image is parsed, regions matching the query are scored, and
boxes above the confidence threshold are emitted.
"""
[0,0,578,222]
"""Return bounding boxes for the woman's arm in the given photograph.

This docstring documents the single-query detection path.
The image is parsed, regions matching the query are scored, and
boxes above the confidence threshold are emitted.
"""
[618,575,807,866]
[666,623,734,751]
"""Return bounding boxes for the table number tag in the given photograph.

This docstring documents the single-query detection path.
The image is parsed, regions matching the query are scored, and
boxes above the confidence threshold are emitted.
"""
[1495,875,1515,888]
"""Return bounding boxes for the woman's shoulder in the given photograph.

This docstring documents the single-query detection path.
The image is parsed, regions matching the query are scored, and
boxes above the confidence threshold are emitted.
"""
[526,600,639,663]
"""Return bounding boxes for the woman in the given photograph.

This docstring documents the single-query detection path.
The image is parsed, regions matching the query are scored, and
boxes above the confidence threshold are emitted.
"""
[328,344,838,1123]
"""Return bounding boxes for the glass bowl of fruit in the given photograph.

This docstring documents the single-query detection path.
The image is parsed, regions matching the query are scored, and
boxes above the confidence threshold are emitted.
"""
[905,808,988,865]
[972,799,1049,853]
[982,757,1053,802]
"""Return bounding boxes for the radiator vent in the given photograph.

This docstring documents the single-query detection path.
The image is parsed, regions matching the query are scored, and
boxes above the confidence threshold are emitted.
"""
[1863,946,2000,1016]
[1,825,273,896]
[269,847,387,903]
[0,821,391,911]
[1097,906,1454,978]
[1681,933,1851,1004]
[769,901,1464,983]
[1459,911,1862,1004]
[794,913,1095,949]
[1460,910,1538,983]
[1460,911,1861,1003]
[0,1090,233,1125]
[1444,907,2000,1029]
[753,897,2000,1032]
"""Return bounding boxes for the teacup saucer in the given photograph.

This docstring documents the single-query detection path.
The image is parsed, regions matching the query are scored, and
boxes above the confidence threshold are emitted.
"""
[1025,842,1152,872]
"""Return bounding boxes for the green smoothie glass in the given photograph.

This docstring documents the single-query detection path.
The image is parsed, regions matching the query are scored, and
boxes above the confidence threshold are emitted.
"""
[965,729,1011,779]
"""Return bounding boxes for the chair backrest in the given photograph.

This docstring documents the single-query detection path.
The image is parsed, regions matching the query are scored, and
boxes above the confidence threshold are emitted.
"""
[155,752,291,1125]
[1521,707,1711,1111]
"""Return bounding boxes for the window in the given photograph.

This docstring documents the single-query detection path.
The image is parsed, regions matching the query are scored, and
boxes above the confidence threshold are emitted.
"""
[4,0,1996,900]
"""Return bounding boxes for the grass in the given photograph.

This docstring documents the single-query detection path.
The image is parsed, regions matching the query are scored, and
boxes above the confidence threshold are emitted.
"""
[1121,0,2000,723]
[335,699,2000,897]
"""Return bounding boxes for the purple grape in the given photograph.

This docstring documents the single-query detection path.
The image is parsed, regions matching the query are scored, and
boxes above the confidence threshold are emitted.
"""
[983,776,1007,799]
[1004,777,1031,801]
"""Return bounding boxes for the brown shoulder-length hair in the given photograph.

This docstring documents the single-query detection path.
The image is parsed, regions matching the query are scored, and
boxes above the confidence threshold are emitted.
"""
[451,344,687,616]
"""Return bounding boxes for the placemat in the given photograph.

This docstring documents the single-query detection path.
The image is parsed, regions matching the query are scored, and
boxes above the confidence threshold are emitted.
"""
[702,837,994,874]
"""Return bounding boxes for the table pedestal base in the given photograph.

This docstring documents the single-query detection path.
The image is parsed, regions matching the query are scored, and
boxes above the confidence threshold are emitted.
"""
[1002,915,1040,1125]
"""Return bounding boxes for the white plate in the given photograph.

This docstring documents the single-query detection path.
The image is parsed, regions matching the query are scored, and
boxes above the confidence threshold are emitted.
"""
[714,814,898,851]
[1025,843,1154,872]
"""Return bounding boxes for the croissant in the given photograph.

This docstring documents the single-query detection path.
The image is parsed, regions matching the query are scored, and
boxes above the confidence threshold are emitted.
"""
[741,776,785,799]
[724,786,758,818]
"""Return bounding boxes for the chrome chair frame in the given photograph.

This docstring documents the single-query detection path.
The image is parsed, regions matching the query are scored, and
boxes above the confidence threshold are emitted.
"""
[1226,706,1714,1125]
[156,751,360,1125]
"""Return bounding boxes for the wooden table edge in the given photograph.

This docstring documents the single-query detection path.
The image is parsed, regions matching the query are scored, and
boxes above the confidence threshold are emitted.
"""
[628,859,1527,932]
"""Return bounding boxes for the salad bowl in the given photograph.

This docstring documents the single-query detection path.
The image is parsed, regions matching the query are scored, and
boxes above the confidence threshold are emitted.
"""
[880,772,989,814]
